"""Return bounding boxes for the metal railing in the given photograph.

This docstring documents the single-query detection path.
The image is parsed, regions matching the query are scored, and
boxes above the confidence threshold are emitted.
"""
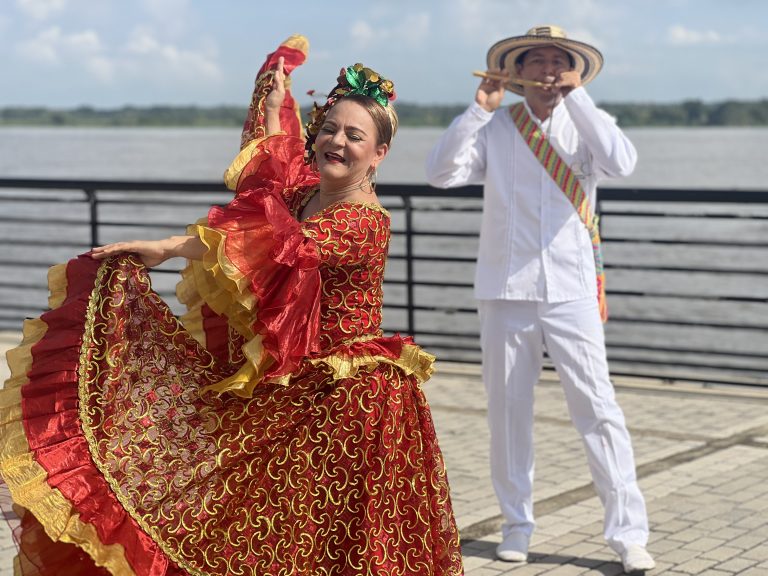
[1,178,767,387]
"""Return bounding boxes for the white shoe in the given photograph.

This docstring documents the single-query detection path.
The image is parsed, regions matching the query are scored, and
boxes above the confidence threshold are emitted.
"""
[496,532,528,562]
[621,545,655,573]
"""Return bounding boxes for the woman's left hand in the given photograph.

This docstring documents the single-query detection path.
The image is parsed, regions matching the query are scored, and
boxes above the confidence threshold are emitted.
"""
[91,239,171,268]
[90,235,205,268]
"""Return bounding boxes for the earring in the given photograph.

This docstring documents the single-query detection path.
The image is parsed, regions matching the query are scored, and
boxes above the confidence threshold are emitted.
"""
[368,167,377,192]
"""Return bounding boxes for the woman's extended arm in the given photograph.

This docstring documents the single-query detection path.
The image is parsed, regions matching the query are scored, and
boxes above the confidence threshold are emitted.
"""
[91,235,206,268]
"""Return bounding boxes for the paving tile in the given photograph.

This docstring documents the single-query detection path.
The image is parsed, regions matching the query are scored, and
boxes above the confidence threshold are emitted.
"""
[699,545,745,562]
[673,557,721,574]
[712,557,759,573]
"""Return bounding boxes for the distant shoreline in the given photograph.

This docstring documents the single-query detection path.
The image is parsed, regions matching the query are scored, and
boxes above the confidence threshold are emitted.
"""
[1,99,767,128]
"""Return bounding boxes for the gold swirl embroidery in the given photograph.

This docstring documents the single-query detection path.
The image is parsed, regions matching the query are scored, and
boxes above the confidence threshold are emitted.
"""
[75,258,462,575]
[302,204,390,349]
[240,70,274,150]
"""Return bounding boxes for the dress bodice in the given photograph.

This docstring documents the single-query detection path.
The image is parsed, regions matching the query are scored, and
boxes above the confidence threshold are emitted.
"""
[291,193,391,349]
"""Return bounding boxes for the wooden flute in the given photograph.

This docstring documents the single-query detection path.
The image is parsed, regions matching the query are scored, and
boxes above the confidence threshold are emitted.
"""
[472,70,551,88]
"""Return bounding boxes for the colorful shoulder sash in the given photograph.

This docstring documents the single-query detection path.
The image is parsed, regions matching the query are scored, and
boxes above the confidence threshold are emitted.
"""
[510,102,608,322]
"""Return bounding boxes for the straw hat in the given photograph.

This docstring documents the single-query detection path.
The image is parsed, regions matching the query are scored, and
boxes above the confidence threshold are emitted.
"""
[486,25,603,95]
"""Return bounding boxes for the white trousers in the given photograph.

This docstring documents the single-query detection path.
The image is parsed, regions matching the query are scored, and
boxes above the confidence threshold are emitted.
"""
[477,298,649,554]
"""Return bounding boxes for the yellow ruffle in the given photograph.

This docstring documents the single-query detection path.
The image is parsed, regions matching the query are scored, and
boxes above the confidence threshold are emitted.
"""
[281,34,309,56]
[308,341,436,384]
[0,269,135,575]
[47,263,68,309]
[223,133,287,191]
[204,339,436,398]
[177,220,273,393]
[177,220,257,341]
[200,336,272,398]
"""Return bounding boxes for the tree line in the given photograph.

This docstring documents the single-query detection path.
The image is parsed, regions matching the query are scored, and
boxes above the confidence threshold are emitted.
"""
[1,99,767,127]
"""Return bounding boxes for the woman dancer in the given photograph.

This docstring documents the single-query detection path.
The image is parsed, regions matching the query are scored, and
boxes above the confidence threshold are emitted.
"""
[0,35,464,576]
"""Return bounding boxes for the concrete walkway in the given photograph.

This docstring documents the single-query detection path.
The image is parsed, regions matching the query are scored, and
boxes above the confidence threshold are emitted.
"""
[1,330,768,575]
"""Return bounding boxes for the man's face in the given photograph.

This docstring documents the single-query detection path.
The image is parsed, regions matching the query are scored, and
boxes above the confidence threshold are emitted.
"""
[515,46,573,83]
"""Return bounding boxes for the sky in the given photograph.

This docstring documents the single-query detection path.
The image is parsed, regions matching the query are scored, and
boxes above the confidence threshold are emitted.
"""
[1,0,766,109]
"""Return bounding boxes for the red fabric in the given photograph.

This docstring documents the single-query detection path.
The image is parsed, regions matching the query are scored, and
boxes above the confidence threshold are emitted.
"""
[18,255,186,576]
[14,506,111,576]
[4,39,461,574]
[208,135,322,380]
[255,41,307,139]
[234,133,319,200]
[199,302,230,363]
[10,253,462,575]
[239,40,307,148]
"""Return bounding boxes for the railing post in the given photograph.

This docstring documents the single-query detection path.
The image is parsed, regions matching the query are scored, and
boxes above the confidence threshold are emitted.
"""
[403,195,415,337]
[85,188,98,248]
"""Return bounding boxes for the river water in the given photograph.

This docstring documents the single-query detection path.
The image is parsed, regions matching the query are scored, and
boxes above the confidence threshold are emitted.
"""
[1,125,768,189]
[1,125,767,383]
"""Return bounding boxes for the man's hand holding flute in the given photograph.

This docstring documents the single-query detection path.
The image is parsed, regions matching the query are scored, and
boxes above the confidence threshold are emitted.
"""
[471,65,582,113]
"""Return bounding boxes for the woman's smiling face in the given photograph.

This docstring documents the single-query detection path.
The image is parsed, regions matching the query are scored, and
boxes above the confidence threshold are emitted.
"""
[315,99,388,190]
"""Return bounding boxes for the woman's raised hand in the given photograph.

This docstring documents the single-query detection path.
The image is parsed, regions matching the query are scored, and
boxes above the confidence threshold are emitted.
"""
[265,56,286,135]
[265,56,286,112]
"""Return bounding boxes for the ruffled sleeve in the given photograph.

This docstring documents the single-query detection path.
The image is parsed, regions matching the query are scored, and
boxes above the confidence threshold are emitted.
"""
[178,135,323,397]
[223,133,319,207]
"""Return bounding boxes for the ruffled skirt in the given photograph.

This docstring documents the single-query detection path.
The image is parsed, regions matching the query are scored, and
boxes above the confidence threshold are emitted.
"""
[0,255,463,576]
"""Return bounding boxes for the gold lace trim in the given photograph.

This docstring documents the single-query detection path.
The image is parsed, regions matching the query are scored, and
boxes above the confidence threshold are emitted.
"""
[308,341,435,382]
[204,335,435,398]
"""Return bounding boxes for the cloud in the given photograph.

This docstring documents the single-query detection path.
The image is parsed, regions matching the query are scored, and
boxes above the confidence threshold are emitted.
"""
[86,56,115,82]
[124,27,221,81]
[140,0,190,19]
[565,27,602,49]
[17,26,102,64]
[449,0,504,40]
[350,20,376,48]
[15,20,221,90]
[126,28,162,55]
[139,0,192,39]
[447,0,613,49]
[14,25,115,84]
[350,11,430,50]
[667,25,721,46]
[16,0,66,20]
[401,12,430,44]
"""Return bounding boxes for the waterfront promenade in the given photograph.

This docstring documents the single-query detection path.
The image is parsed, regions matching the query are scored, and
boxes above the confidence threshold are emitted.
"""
[1,329,767,575]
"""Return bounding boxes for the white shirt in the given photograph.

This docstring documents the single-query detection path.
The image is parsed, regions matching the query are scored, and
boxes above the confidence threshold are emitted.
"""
[425,87,637,302]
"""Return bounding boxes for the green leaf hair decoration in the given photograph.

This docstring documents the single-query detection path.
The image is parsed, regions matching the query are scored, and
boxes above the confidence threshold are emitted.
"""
[340,64,394,107]
[304,63,396,164]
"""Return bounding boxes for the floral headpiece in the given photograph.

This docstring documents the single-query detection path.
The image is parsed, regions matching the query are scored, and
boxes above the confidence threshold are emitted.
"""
[304,63,396,164]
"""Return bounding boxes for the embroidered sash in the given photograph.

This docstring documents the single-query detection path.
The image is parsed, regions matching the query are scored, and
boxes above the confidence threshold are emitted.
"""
[510,102,608,322]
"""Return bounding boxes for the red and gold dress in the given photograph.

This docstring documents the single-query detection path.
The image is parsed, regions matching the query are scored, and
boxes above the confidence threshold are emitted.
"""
[0,36,463,576]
